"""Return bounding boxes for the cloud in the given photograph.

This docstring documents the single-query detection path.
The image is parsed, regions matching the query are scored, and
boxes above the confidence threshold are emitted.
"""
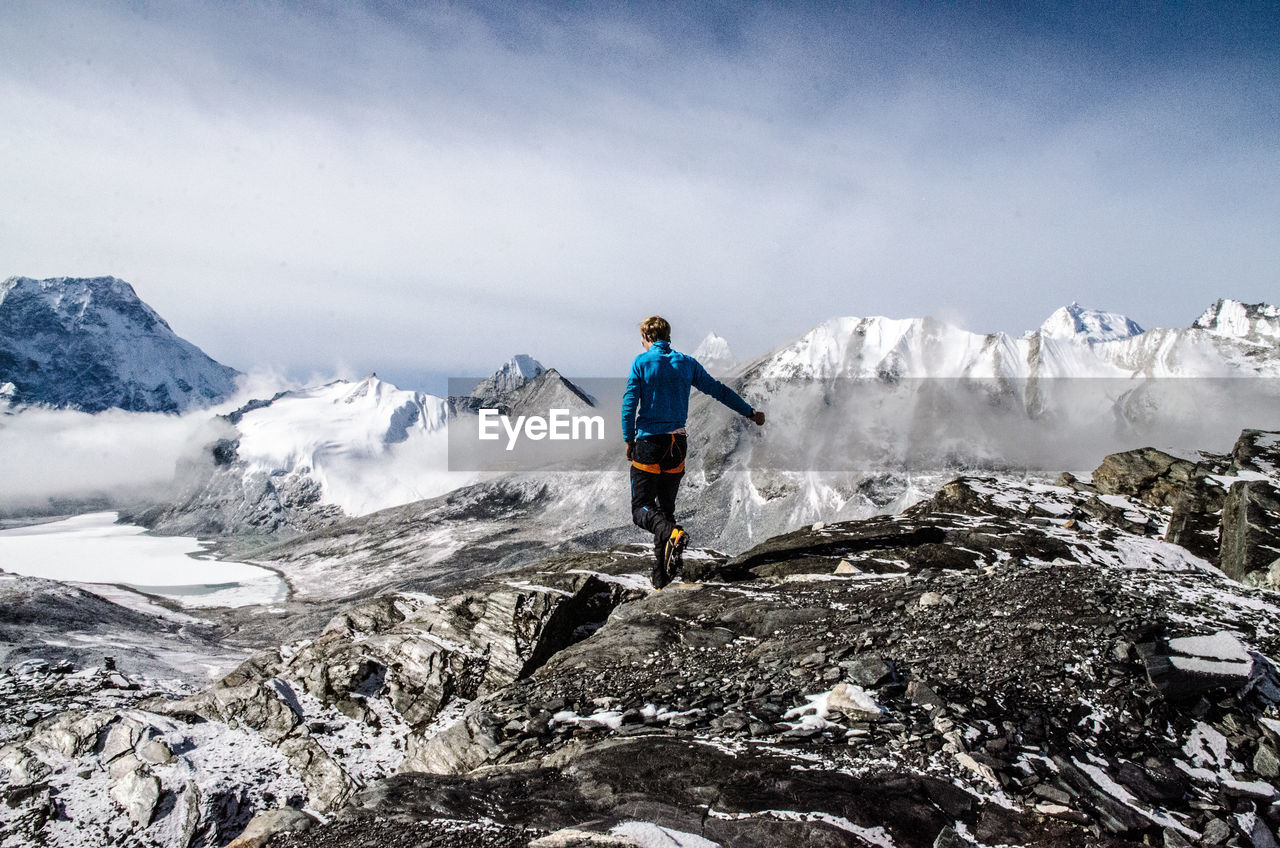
[0,369,298,512]
[0,1,1277,384]
[0,406,229,512]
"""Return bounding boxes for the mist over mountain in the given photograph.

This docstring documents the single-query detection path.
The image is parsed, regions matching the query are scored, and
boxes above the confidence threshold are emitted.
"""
[693,332,735,376]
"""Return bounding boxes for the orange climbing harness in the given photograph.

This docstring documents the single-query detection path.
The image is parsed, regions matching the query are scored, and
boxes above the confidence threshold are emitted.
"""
[631,433,686,474]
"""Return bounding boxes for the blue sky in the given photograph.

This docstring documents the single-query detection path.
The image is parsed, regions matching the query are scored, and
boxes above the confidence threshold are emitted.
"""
[2,1,1277,391]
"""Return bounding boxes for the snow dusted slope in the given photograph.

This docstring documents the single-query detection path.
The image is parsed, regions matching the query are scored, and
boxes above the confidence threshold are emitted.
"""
[141,359,602,536]
[134,374,471,535]
[0,276,239,412]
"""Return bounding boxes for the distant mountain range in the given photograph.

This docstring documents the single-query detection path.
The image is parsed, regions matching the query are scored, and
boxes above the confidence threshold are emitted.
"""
[749,298,1280,383]
[4,275,1279,547]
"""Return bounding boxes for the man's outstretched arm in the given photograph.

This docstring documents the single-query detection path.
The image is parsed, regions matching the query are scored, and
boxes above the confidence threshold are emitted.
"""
[691,361,764,425]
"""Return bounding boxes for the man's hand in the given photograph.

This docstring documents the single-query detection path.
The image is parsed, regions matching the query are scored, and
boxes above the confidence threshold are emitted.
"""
[750,410,766,426]
[625,441,634,461]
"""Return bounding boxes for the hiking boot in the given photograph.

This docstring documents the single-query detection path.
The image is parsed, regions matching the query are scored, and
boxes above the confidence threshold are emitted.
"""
[664,527,688,578]
[650,558,670,590]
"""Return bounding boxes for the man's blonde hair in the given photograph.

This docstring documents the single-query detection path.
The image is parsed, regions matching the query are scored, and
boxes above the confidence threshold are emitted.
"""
[640,315,671,343]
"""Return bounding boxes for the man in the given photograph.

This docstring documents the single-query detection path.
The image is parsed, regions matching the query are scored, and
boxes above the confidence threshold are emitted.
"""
[622,315,765,588]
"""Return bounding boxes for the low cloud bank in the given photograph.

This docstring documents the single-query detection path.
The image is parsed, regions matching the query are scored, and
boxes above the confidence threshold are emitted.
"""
[0,371,292,515]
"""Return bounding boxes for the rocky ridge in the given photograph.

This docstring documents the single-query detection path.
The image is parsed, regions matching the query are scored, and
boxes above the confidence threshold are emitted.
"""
[1067,429,1280,588]
[2,431,1279,847]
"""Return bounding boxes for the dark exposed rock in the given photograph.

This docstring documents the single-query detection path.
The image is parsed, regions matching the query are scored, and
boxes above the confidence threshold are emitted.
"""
[843,657,893,688]
[710,477,1087,582]
[1219,480,1280,586]
[1256,744,1280,778]
[1137,634,1255,701]
[1051,756,1160,835]
[1056,471,1099,493]
[1165,471,1227,563]
[907,681,945,711]
[1114,760,1189,805]
[300,737,1050,848]
[129,460,346,539]
[227,807,317,848]
[1091,447,1196,509]
[1230,429,1280,477]
[724,520,947,575]
[1090,430,1280,591]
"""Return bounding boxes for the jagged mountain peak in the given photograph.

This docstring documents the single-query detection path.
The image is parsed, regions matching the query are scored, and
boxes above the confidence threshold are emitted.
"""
[337,373,399,404]
[1192,298,1280,340]
[749,313,1000,381]
[2,275,153,325]
[504,366,596,410]
[0,274,239,413]
[1038,302,1144,343]
[5,273,140,297]
[470,354,546,400]
[747,298,1280,385]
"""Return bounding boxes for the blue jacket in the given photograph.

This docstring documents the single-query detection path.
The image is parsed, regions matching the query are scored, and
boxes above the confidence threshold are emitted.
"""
[621,340,754,442]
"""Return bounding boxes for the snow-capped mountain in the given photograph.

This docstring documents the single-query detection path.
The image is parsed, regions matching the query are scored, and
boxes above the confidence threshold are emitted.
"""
[1038,301,1144,343]
[665,299,1280,550]
[1193,298,1280,341]
[494,367,596,412]
[232,374,454,515]
[136,374,461,534]
[453,354,594,417]
[0,276,239,413]
[692,331,735,375]
[749,300,1280,383]
[139,360,600,536]
[234,374,449,471]
[469,354,545,403]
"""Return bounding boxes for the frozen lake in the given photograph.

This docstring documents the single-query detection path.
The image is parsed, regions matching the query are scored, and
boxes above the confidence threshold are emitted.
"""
[0,512,288,608]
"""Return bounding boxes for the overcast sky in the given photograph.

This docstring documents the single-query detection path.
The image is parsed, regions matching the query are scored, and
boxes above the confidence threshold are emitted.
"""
[2,1,1278,392]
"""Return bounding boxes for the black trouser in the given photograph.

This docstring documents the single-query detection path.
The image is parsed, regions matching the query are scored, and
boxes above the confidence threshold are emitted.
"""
[629,433,687,568]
